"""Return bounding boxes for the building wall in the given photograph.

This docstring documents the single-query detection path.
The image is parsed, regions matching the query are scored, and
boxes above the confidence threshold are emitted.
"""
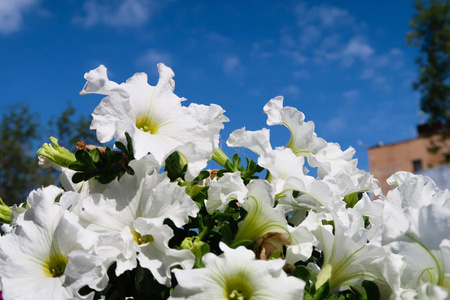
[368,135,448,195]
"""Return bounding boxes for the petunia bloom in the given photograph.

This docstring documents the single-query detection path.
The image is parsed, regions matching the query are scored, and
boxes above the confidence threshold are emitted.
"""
[80,64,228,177]
[169,242,305,300]
[0,186,100,300]
[73,171,198,286]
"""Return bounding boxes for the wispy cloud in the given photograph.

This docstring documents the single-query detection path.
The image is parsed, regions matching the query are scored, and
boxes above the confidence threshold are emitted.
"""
[292,70,310,79]
[295,3,355,28]
[136,49,172,71]
[343,38,374,59]
[342,89,360,105]
[278,1,414,93]
[0,0,39,34]
[281,2,370,68]
[222,55,242,74]
[73,0,163,28]
[282,85,301,97]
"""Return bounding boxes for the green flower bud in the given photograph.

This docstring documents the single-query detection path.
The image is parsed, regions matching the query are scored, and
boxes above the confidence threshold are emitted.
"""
[212,148,231,168]
[181,236,209,268]
[37,137,76,168]
[0,198,12,224]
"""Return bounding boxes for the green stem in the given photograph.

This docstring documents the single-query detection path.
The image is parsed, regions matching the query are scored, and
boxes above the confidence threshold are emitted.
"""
[211,148,230,168]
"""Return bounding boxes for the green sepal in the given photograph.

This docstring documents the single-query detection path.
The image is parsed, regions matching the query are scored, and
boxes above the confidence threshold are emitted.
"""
[0,198,12,224]
[344,192,361,208]
[362,280,380,300]
[230,239,252,249]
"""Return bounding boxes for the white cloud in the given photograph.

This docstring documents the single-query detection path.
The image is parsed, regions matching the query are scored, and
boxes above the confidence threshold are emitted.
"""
[343,38,374,59]
[206,33,233,46]
[282,85,301,97]
[73,0,162,28]
[324,116,346,134]
[0,0,39,34]
[295,3,354,28]
[136,49,172,69]
[222,55,240,74]
[342,89,359,101]
[280,49,307,65]
[342,89,359,105]
[250,42,274,59]
[299,25,321,46]
[292,70,310,79]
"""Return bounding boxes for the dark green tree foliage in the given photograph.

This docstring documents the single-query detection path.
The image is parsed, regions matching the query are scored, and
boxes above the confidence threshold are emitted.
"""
[48,101,97,151]
[407,0,450,133]
[0,103,41,205]
[0,101,97,205]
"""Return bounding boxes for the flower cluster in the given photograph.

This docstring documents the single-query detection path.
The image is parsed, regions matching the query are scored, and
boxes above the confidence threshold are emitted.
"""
[0,64,449,300]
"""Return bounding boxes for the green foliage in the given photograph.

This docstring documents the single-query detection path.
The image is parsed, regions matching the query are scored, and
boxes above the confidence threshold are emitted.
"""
[343,192,362,208]
[0,103,42,205]
[0,100,100,205]
[69,149,131,185]
[217,153,264,184]
[80,263,172,300]
[48,101,97,151]
[164,151,188,182]
[407,0,450,136]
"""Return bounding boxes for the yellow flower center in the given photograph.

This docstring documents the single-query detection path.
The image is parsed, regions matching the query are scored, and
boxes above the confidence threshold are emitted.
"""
[43,253,68,278]
[135,116,160,134]
[225,277,252,300]
[132,228,154,245]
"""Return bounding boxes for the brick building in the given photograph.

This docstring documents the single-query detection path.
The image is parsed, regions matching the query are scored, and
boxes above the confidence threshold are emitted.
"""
[368,125,450,195]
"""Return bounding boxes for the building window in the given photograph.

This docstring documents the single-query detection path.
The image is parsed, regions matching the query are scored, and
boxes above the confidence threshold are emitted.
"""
[412,159,423,172]
[445,153,450,163]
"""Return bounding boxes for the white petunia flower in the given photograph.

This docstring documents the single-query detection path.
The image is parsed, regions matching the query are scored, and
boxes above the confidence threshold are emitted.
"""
[391,283,449,300]
[258,147,307,194]
[388,204,450,295]
[234,180,288,243]
[307,142,357,178]
[310,208,403,298]
[227,127,272,156]
[307,142,381,199]
[0,186,100,300]
[205,172,248,214]
[382,172,450,244]
[285,211,319,265]
[169,242,305,300]
[180,103,229,180]
[280,174,345,216]
[80,64,228,172]
[263,96,326,156]
[381,173,450,298]
[74,171,198,286]
[386,171,450,209]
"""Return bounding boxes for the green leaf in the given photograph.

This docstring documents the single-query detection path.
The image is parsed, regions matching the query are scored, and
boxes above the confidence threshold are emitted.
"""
[362,281,380,300]
[196,170,211,182]
[89,148,100,163]
[72,172,86,184]
[68,162,87,171]
[344,192,360,208]
[230,239,252,249]
[312,280,331,300]
[125,132,134,159]
[75,149,94,167]
[294,265,311,283]
[219,224,233,245]
[114,141,128,155]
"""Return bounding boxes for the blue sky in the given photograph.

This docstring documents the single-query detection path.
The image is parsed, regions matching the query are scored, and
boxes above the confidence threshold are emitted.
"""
[0,0,420,172]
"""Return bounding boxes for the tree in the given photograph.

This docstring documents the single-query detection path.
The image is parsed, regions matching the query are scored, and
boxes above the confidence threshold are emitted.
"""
[407,0,450,142]
[0,103,42,205]
[0,101,97,206]
[48,101,97,152]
